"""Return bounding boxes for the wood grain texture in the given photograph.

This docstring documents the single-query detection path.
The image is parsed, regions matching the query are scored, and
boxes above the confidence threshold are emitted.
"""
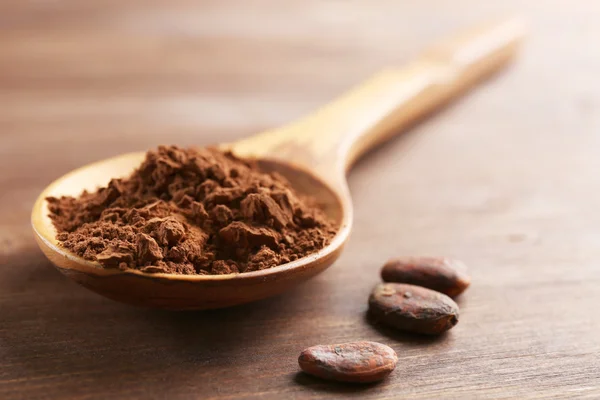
[1,1,600,399]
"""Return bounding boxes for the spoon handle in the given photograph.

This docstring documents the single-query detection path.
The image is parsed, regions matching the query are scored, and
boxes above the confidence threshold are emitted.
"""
[332,16,525,170]
[232,17,525,181]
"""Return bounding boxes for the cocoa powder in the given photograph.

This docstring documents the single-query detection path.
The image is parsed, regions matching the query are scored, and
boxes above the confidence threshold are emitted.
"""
[47,146,337,275]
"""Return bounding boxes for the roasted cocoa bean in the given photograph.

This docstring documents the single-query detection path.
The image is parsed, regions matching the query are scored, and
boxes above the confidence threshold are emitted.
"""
[369,283,459,335]
[298,341,398,383]
[381,256,470,297]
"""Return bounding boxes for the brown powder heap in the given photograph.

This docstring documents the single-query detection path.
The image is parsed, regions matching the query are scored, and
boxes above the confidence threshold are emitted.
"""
[47,146,337,275]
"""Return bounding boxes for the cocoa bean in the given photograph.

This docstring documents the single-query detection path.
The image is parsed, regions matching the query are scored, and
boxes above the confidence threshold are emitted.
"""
[381,256,470,297]
[369,283,459,335]
[298,341,398,383]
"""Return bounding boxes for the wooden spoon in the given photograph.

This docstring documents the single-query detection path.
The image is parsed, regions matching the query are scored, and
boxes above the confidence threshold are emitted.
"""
[31,17,525,310]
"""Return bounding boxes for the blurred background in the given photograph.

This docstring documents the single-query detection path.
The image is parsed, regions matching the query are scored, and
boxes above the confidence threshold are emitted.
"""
[2,1,597,159]
[2,1,600,399]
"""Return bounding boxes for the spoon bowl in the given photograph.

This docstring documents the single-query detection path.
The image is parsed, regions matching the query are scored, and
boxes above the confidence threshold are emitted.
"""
[32,152,351,309]
[31,18,524,309]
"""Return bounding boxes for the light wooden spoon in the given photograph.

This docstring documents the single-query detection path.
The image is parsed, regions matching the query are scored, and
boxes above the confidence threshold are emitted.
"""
[32,18,525,310]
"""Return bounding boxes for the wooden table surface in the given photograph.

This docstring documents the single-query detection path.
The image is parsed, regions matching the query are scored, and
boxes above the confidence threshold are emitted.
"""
[2,1,599,399]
